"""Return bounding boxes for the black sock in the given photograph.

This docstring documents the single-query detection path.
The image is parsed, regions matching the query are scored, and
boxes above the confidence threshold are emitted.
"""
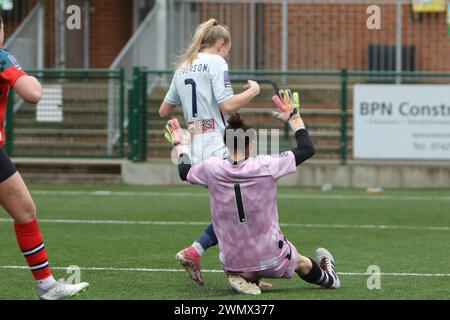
[300,258,334,288]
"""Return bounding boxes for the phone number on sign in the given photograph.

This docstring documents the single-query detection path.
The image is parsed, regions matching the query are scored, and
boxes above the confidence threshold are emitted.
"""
[414,142,450,151]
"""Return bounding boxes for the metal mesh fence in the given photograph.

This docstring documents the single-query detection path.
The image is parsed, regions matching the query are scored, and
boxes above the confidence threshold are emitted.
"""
[6,69,125,158]
[135,69,450,164]
[137,69,347,162]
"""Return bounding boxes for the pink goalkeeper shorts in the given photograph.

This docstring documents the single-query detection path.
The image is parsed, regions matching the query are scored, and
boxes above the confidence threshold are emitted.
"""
[224,241,299,283]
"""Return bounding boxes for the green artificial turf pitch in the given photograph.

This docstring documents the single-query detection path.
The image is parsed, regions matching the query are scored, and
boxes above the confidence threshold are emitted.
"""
[0,184,449,300]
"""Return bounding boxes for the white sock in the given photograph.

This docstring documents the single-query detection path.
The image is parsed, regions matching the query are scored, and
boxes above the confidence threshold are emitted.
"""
[192,242,205,257]
[37,275,56,290]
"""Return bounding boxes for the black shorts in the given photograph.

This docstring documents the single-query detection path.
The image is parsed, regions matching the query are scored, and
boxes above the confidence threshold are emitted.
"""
[0,148,17,183]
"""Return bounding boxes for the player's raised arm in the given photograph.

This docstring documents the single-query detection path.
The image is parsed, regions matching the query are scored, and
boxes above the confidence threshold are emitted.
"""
[219,80,260,114]
[272,89,316,166]
[207,53,260,115]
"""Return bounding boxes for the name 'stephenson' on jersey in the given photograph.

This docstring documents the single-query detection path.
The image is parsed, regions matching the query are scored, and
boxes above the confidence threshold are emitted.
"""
[164,53,234,164]
[187,152,297,272]
[0,49,27,146]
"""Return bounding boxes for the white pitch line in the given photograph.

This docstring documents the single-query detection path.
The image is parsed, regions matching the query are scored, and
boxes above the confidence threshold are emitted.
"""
[279,223,450,232]
[340,272,450,277]
[0,266,221,273]
[0,219,209,226]
[0,266,448,277]
[30,190,450,202]
[0,218,448,232]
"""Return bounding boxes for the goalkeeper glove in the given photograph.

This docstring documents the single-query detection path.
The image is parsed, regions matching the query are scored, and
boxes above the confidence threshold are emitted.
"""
[164,118,183,146]
[272,89,305,131]
[164,118,190,156]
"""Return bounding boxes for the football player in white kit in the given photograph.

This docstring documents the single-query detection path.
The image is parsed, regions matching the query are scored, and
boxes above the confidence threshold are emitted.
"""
[159,19,260,285]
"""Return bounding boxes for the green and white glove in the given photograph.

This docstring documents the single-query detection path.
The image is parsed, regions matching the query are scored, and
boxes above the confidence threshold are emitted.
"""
[164,118,190,156]
[272,89,306,131]
[164,118,183,146]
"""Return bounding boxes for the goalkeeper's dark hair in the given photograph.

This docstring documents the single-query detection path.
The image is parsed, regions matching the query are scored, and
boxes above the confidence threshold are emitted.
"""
[224,113,255,160]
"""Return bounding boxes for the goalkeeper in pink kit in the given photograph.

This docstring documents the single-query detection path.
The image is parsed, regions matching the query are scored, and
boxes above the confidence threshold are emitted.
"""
[165,90,340,294]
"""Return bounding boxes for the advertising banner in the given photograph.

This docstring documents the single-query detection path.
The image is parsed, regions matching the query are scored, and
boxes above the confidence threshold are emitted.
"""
[353,85,450,160]
[412,0,446,12]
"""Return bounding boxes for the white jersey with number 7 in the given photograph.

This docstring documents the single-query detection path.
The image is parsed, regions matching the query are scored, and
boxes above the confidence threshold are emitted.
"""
[164,52,234,164]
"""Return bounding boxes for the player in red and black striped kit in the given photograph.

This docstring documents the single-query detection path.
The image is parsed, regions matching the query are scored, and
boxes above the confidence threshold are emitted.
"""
[0,17,89,300]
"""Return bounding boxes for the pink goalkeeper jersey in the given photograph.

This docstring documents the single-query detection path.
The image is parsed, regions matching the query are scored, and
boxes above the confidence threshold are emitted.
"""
[187,151,297,272]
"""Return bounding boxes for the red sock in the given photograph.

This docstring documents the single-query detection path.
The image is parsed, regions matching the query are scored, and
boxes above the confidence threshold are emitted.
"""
[14,218,52,281]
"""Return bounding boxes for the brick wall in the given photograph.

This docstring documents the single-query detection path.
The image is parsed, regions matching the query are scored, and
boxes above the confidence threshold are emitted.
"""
[282,4,450,71]
[44,0,55,68]
[4,0,133,68]
[199,3,450,72]
[51,0,133,68]
[89,0,133,68]
[5,2,450,71]
[2,0,38,37]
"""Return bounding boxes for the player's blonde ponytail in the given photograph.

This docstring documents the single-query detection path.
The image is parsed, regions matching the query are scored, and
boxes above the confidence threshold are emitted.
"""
[176,19,231,69]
